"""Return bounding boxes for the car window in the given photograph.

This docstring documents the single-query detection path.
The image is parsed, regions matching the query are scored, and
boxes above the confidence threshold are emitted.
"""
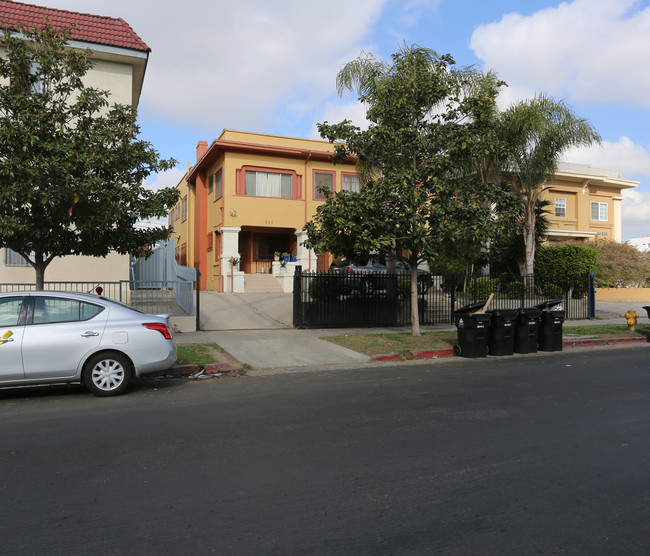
[0,296,25,327]
[33,296,104,325]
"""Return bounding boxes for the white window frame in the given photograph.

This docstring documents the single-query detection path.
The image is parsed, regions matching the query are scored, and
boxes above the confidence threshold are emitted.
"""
[554,197,566,218]
[591,202,608,222]
[4,248,31,267]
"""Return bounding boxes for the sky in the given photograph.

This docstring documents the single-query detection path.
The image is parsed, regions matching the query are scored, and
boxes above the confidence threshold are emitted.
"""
[49,0,650,240]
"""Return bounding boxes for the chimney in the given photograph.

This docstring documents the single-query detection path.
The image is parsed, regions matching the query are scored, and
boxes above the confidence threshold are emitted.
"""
[196,140,208,162]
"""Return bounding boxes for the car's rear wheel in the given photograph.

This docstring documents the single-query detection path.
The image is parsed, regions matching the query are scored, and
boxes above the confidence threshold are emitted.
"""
[83,352,132,397]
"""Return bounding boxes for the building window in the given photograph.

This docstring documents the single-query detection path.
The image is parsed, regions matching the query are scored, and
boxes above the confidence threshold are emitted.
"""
[215,232,222,262]
[175,203,180,221]
[591,202,608,221]
[182,196,188,221]
[208,174,214,195]
[4,249,30,267]
[206,232,213,252]
[240,168,297,199]
[555,197,566,218]
[214,168,223,199]
[314,171,334,200]
[342,173,361,193]
[180,243,187,266]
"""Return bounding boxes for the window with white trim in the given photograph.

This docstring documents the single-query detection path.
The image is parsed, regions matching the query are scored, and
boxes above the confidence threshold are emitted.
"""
[555,197,566,218]
[245,170,293,198]
[342,173,361,193]
[591,202,608,221]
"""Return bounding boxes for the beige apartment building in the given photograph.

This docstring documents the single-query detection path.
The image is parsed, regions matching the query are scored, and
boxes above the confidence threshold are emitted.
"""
[0,1,150,285]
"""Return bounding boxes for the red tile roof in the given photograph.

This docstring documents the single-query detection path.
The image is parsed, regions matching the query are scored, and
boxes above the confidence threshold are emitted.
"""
[0,0,149,52]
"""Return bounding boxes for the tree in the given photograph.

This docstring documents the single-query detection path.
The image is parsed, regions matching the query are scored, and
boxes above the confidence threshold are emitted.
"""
[489,199,552,275]
[499,95,601,276]
[0,25,179,289]
[305,45,515,335]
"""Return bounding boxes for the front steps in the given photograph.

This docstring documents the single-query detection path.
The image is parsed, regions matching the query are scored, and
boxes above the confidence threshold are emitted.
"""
[244,273,284,293]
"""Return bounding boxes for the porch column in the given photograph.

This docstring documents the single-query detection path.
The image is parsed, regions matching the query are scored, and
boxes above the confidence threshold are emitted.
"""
[221,227,243,292]
[295,230,317,272]
[612,196,623,243]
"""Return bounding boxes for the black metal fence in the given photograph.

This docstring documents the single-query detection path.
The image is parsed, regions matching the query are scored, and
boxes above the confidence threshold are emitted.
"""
[293,267,594,328]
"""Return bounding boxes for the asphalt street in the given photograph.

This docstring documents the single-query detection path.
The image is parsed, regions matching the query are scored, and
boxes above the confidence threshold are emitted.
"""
[1,345,649,555]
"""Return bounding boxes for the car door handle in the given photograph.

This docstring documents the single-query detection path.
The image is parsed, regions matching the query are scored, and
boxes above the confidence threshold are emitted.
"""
[81,331,100,337]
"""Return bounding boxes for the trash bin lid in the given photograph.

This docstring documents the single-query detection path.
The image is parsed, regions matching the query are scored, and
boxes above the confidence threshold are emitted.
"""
[487,309,518,317]
[454,300,487,314]
[536,299,564,311]
[518,307,542,317]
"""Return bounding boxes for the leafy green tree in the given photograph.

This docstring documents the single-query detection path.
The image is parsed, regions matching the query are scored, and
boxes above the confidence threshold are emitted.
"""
[590,239,650,288]
[305,45,515,335]
[499,95,601,275]
[0,25,178,289]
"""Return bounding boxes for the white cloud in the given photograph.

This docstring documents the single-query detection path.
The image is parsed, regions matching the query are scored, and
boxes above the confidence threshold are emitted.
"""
[309,101,371,139]
[394,0,442,28]
[621,189,650,223]
[145,167,187,191]
[470,0,650,107]
[51,0,387,132]
[563,136,650,178]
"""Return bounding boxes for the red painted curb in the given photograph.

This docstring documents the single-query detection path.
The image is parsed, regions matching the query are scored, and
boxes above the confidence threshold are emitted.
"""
[204,363,244,374]
[174,364,201,375]
[371,353,400,361]
[411,349,455,359]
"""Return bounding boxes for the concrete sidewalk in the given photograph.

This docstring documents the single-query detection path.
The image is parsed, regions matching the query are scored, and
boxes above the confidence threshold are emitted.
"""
[172,293,650,370]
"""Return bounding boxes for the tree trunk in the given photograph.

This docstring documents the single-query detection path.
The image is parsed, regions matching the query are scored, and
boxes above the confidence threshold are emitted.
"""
[33,257,48,290]
[523,204,536,277]
[410,263,421,336]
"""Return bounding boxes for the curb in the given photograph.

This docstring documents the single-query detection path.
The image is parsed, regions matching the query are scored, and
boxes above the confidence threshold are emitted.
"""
[369,336,648,362]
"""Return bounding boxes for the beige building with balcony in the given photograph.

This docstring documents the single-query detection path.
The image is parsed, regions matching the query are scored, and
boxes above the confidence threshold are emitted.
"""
[541,162,638,244]
[0,0,150,285]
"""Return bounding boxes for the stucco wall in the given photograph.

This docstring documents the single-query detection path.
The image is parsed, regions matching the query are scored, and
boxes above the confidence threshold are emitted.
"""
[595,288,650,302]
[0,251,129,284]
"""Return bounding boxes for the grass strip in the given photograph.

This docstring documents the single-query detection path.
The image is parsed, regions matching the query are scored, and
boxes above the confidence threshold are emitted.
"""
[322,324,650,358]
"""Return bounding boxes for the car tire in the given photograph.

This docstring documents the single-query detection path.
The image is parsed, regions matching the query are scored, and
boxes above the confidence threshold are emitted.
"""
[83,352,132,397]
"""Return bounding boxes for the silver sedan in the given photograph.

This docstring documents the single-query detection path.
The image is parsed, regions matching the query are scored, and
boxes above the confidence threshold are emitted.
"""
[0,291,177,396]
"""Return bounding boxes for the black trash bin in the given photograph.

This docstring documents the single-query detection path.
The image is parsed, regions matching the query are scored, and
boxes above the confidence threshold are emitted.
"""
[486,309,518,356]
[643,306,650,320]
[537,299,565,352]
[514,307,541,354]
[453,301,490,358]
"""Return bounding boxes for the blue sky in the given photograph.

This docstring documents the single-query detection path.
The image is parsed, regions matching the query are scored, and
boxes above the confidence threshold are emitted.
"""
[52,0,650,239]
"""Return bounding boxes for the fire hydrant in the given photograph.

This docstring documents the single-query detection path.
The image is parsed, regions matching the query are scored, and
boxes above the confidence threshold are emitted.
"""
[620,310,639,332]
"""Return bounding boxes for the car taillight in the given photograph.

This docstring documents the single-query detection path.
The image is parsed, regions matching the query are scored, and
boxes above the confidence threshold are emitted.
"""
[347,267,354,274]
[143,322,172,339]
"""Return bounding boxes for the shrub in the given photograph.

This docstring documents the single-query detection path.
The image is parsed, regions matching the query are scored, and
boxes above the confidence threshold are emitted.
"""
[535,244,598,276]
[503,280,529,298]
[308,275,343,301]
[397,279,411,298]
[538,282,565,299]
[468,277,498,299]
[591,239,650,288]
